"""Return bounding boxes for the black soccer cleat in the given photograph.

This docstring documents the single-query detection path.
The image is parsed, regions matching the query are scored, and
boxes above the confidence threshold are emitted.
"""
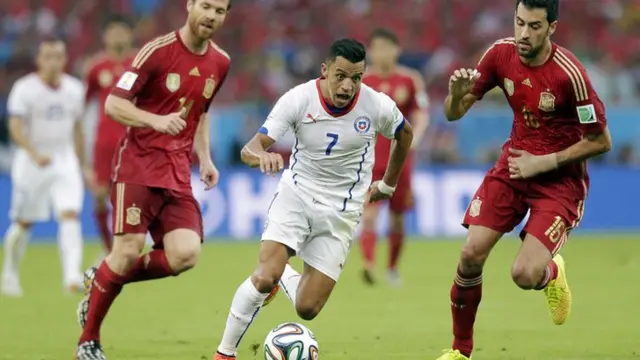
[362,268,376,286]
[77,267,97,328]
[75,340,107,360]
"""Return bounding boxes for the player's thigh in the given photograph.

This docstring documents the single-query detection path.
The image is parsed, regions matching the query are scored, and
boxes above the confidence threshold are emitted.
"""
[110,182,163,236]
[521,196,578,257]
[388,166,413,214]
[462,174,528,234]
[9,152,52,222]
[156,192,203,271]
[51,164,84,219]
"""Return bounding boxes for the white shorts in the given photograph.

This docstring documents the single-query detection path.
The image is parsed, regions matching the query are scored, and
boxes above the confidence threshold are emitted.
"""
[261,181,361,281]
[10,148,84,222]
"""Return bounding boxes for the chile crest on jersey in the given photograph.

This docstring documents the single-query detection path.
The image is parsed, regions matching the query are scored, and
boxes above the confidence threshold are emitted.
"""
[353,116,371,134]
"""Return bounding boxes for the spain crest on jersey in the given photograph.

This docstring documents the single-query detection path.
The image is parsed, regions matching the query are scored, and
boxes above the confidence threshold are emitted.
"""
[538,91,556,112]
[166,73,180,93]
[393,85,409,104]
[98,70,113,88]
[353,116,371,134]
[203,77,216,99]
[504,78,514,96]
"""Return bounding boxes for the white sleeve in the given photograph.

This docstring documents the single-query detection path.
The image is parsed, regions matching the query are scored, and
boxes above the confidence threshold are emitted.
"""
[7,80,28,118]
[259,88,302,142]
[376,93,406,139]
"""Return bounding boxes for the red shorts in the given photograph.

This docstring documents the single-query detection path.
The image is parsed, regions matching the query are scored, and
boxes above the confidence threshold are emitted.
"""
[94,142,118,186]
[371,166,413,213]
[462,171,586,255]
[110,182,203,248]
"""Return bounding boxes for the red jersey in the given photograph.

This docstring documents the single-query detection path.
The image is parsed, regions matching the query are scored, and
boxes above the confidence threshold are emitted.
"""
[85,54,134,146]
[364,66,428,172]
[110,31,230,192]
[472,37,607,185]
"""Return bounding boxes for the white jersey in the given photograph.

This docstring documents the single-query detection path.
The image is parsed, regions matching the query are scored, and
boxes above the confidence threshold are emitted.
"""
[261,79,405,213]
[7,73,84,153]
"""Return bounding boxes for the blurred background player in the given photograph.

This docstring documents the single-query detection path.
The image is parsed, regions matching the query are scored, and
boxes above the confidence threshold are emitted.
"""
[1,38,86,297]
[437,0,612,359]
[83,15,135,260]
[360,28,430,286]
[74,0,230,358]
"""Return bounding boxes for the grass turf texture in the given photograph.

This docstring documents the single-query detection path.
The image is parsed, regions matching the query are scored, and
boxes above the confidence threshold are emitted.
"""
[0,235,638,359]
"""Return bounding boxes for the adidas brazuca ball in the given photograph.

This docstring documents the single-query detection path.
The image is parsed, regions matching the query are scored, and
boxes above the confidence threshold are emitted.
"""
[264,322,319,360]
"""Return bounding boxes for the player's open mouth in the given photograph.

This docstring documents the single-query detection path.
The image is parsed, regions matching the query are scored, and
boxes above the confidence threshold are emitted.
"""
[200,23,214,30]
[336,94,350,101]
[518,42,531,49]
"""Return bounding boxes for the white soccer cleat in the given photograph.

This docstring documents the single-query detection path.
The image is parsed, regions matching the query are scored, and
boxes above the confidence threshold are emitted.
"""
[1,276,23,297]
[77,267,97,328]
[386,269,402,287]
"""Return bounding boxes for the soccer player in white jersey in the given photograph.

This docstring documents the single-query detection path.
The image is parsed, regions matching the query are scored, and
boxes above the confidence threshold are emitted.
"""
[213,38,414,360]
[1,38,87,297]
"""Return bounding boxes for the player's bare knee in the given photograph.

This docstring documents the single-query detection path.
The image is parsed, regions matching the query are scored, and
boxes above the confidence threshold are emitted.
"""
[59,210,79,220]
[251,267,282,294]
[15,220,33,230]
[111,234,146,266]
[459,241,488,274]
[295,301,321,321]
[511,264,540,290]
[166,244,200,274]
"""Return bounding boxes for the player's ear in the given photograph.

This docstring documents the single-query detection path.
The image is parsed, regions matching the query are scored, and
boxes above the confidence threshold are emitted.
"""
[321,63,328,78]
[186,0,194,12]
[548,21,558,37]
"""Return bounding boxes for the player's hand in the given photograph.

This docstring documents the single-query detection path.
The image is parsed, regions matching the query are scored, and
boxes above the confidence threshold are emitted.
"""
[508,148,558,179]
[368,180,393,203]
[30,152,51,167]
[200,160,219,190]
[258,151,284,175]
[82,166,100,194]
[449,68,480,98]
[152,108,187,136]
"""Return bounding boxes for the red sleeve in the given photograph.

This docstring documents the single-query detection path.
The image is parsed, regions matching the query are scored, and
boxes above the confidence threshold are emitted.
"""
[110,44,159,100]
[84,64,100,103]
[556,50,607,134]
[471,43,500,100]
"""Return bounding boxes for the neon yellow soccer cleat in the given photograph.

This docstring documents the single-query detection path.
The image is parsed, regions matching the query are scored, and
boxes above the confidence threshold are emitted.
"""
[544,254,572,325]
[436,349,471,360]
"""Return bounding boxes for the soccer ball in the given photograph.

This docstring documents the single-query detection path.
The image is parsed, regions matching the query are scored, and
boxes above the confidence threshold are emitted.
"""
[264,322,319,360]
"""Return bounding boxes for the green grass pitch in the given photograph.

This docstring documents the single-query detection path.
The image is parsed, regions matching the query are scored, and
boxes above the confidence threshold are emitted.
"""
[1,235,639,359]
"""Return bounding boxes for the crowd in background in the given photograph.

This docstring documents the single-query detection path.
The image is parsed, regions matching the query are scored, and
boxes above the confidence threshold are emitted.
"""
[1,0,639,168]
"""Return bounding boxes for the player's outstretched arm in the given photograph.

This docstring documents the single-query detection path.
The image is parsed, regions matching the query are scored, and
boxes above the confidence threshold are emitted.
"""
[240,133,284,174]
[444,93,477,121]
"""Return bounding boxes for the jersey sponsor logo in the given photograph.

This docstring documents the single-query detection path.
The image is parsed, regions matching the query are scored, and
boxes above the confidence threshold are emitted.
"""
[468,197,482,217]
[98,70,113,88]
[203,77,216,99]
[116,72,138,91]
[522,78,532,88]
[353,116,371,134]
[576,104,597,124]
[126,205,141,226]
[538,91,556,112]
[379,82,390,93]
[504,78,514,96]
[166,73,181,93]
[189,67,200,76]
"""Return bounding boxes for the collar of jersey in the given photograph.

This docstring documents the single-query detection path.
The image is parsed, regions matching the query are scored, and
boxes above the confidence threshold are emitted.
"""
[315,78,360,118]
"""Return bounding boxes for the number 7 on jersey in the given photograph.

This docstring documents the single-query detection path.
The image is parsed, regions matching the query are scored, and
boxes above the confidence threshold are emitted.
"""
[325,133,339,155]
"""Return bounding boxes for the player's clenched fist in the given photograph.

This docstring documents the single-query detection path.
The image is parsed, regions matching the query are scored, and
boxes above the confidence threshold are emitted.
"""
[368,180,393,203]
[258,151,284,175]
[449,68,480,98]
[151,108,187,135]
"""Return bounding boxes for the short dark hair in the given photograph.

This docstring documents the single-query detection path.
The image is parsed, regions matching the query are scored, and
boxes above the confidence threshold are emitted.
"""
[102,14,133,30]
[327,38,366,64]
[40,35,64,46]
[369,28,399,45]
[516,0,559,23]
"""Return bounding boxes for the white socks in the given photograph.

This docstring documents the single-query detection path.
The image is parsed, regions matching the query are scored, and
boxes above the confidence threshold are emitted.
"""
[217,277,269,356]
[280,263,301,305]
[1,223,30,283]
[58,219,83,287]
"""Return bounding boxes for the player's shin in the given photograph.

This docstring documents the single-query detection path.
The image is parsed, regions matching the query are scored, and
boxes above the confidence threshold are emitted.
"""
[58,218,84,289]
[388,232,404,270]
[450,266,483,358]
[279,263,301,305]
[1,223,29,292]
[535,260,558,290]
[359,230,376,267]
[217,277,269,357]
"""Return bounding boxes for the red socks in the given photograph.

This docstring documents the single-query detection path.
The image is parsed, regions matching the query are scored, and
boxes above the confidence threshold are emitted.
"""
[124,250,175,284]
[450,267,483,358]
[388,232,404,270]
[94,209,112,252]
[535,260,559,290]
[359,230,376,266]
[79,262,125,343]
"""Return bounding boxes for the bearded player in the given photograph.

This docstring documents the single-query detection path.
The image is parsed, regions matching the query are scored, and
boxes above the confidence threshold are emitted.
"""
[213,38,413,360]
[74,0,231,358]
[437,1,612,359]
[84,15,135,256]
[361,28,430,286]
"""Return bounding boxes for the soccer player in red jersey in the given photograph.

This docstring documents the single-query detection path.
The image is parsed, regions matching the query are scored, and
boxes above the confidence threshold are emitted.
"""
[436,1,612,359]
[83,15,135,256]
[361,29,430,286]
[74,1,232,358]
